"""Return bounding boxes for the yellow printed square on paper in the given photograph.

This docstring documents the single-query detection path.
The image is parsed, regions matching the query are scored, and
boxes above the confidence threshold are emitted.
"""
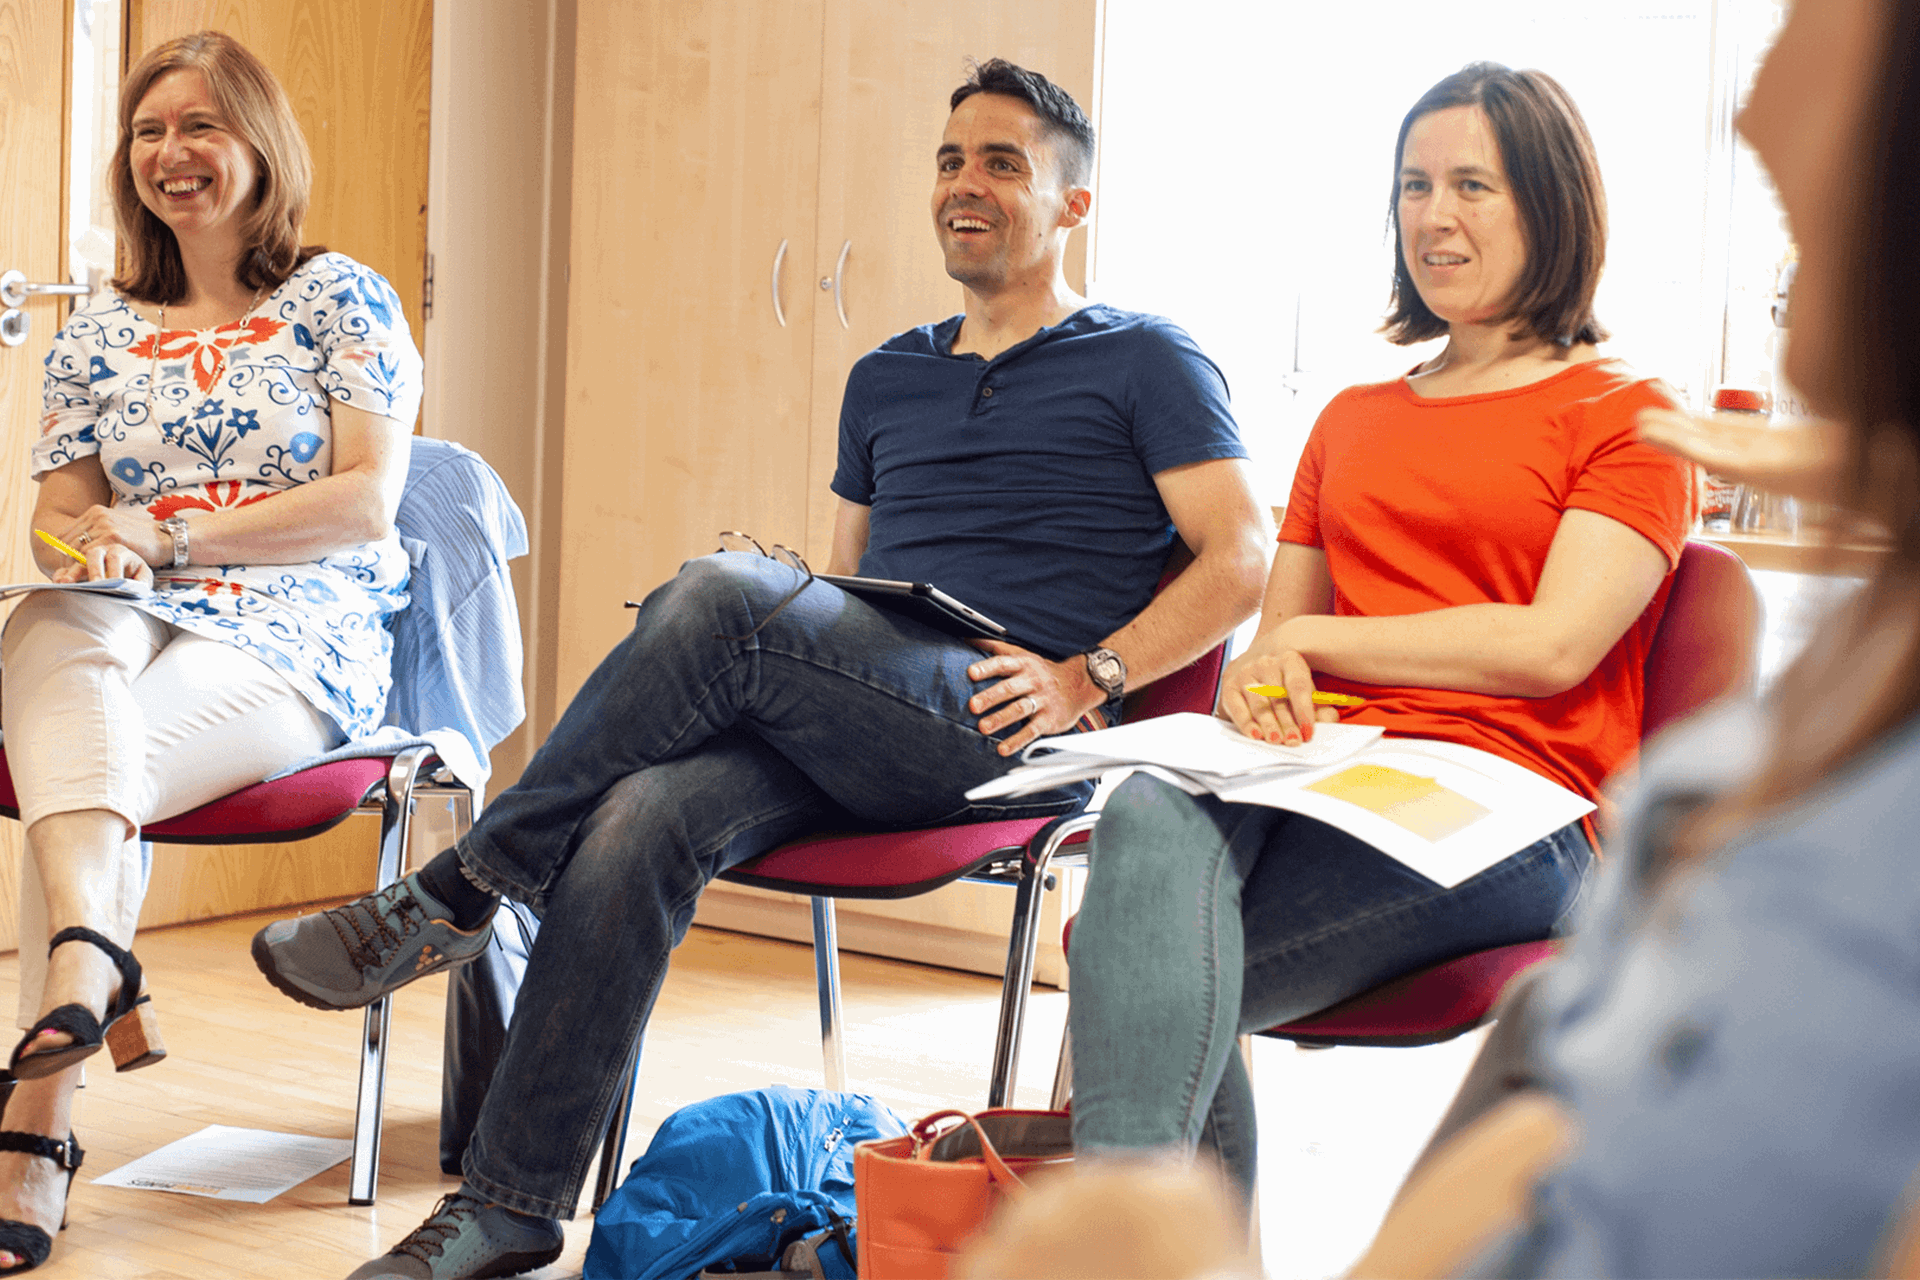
[1303,763,1491,843]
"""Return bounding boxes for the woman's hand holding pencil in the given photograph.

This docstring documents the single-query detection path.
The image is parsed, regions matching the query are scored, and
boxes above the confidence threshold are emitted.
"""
[1217,644,1365,747]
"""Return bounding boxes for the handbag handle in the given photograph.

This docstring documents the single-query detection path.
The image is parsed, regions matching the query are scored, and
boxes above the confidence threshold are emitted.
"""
[909,1110,1028,1195]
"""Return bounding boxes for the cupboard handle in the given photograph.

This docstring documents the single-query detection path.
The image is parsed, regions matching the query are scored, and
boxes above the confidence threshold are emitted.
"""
[831,239,851,330]
[770,239,789,328]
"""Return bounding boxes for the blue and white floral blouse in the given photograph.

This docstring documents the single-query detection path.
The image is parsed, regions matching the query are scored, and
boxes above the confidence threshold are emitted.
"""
[35,252,424,739]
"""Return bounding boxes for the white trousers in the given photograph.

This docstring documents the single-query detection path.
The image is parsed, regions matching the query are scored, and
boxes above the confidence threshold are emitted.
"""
[1,591,342,1026]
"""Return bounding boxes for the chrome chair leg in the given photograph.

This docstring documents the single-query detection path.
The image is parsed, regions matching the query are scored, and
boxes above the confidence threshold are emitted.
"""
[348,995,392,1205]
[592,1034,643,1213]
[1049,1024,1073,1111]
[348,746,434,1204]
[811,897,847,1091]
[988,813,1094,1107]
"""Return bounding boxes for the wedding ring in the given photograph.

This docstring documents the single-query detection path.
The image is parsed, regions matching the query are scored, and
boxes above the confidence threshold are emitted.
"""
[76,533,92,546]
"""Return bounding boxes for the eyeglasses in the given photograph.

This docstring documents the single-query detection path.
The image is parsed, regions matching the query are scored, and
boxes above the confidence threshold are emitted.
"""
[714,530,814,641]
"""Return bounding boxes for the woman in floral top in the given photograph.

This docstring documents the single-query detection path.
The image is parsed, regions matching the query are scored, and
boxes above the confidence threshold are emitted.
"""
[0,31,419,1271]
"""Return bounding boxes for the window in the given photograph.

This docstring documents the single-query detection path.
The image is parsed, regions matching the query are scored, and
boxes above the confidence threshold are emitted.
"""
[1092,1,1790,502]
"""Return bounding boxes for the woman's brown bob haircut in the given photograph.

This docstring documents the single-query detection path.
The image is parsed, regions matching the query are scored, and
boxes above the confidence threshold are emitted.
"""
[1383,62,1608,348]
[110,31,322,304]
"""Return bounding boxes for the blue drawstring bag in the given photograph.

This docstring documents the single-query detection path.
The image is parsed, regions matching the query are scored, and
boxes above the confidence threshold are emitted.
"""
[585,1086,906,1280]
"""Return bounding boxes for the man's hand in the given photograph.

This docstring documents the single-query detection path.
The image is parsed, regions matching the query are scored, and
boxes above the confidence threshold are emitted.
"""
[966,640,1106,757]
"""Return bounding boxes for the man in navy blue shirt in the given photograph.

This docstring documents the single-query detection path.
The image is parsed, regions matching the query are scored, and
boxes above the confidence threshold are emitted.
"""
[259,58,1268,1280]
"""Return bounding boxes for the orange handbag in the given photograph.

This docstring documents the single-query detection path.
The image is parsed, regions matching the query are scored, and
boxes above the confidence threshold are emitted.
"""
[853,1108,1072,1279]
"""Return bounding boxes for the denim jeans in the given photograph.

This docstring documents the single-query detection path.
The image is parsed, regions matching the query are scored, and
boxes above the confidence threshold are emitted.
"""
[454,553,1088,1218]
[1067,772,1593,1198]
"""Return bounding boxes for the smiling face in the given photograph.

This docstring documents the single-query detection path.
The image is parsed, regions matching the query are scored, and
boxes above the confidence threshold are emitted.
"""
[1397,105,1529,332]
[931,93,1084,295]
[128,68,260,248]
[1737,0,1885,413]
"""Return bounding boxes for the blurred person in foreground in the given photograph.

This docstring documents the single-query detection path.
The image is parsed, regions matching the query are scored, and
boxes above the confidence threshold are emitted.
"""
[1355,1,1920,1275]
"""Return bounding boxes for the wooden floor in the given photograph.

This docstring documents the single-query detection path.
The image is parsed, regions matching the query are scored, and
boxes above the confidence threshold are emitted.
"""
[7,910,1071,1280]
[4,910,1487,1279]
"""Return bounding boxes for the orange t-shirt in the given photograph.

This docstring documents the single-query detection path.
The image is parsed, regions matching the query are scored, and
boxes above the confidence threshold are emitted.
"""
[1278,358,1694,808]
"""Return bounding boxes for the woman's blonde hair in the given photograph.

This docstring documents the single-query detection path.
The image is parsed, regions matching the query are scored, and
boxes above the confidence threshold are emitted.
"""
[109,30,323,303]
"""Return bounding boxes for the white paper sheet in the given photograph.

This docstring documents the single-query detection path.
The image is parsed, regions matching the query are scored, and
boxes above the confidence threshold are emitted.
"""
[1215,739,1594,887]
[966,713,1385,801]
[966,715,1595,888]
[91,1125,352,1202]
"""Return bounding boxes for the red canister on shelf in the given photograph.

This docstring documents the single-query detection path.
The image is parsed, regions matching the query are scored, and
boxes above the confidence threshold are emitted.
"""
[1701,386,1769,533]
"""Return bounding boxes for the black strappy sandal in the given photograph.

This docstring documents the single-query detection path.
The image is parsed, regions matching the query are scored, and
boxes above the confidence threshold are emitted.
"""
[0,1131,82,1274]
[8,928,164,1081]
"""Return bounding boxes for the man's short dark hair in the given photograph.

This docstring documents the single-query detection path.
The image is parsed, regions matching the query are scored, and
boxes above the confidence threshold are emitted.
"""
[950,58,1095,189]
[1383,62,1609,349]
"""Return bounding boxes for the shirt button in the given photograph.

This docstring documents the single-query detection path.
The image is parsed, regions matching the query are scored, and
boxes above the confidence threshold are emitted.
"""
[980,386,994,398]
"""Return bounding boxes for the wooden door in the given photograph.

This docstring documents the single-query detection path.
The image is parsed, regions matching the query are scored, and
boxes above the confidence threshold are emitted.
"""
[129,0,433,349]
[556,0,827,698]
[0,0,71,948]
[803,0,1100,555]
[121,1,434,925]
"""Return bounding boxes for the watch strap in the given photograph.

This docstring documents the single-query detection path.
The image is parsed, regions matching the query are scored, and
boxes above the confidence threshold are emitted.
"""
[161,517,189,569]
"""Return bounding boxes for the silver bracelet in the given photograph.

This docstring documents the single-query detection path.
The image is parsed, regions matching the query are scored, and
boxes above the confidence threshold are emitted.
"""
[160,515,189,569]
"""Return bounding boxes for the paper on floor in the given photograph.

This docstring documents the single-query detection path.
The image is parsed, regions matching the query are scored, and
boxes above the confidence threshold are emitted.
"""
[91,1125,352,1203]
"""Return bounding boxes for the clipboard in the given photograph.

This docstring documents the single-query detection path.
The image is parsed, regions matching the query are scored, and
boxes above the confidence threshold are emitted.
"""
[0,578,151,602]
[817,574,1010,642]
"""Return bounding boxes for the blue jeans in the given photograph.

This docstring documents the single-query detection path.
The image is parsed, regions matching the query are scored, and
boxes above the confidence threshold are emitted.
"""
[452,553,1088,1218]
[1067,773,1592,1198]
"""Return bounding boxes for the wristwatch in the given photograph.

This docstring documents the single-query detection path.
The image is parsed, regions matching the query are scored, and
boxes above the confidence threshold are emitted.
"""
[1083,647,1127,701]
[159,515,190,569]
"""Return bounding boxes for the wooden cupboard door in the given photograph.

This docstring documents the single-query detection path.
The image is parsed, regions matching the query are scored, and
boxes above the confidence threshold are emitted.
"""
[557,0,826,699]
[129,0,433,355]
[804,0,1099,557]
[0,0,70,949]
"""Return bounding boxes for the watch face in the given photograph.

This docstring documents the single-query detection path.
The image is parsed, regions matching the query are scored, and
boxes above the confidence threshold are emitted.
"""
[1088,650,1124,692]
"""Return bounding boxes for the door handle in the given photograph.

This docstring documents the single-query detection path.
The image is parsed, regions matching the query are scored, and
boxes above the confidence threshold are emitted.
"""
[829,239,850,330]
[1,269,95,348]
[770,238,789,328]
[0,271,90,309]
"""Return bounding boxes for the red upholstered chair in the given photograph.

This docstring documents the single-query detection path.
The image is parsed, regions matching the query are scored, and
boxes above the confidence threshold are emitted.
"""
[0,746,464,1204]
[588,632,1231,1210]
[0,438,529,1204]
[1046,538,1761,1105]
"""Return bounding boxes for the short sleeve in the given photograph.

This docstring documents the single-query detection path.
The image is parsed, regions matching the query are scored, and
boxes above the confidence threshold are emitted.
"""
[830,356,878,505]
[308,257,425,425]
[1277,403,1332,549]
[1565,379,1695,570]
[1124,320,1247,475]
[32,316,104,481]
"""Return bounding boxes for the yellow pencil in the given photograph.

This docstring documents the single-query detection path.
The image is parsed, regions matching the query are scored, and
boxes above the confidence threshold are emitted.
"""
[1244,684,1367,707]
[34,529,87,566]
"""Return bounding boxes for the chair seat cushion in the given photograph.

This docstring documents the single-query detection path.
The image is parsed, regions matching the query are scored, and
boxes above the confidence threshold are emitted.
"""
[723,818,1070,900]
[1266,940,1560,1047]
[0,747,391,844]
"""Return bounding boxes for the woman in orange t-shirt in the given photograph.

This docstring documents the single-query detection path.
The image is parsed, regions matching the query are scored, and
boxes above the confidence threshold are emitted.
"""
[1067,62,1693,1198]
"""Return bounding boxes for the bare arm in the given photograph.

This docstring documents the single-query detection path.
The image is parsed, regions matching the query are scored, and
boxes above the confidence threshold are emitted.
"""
[1225,511,1672,744]
[1637,405,1846,506]
[824,498,870,577]
[968,456,1271,755]
[43,399,412,575]
[1348,1093,1576,1280]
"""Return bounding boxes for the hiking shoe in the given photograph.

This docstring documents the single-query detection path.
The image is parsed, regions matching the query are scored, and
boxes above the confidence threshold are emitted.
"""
[344,1191,563,1279]
[251,870,493,1011]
